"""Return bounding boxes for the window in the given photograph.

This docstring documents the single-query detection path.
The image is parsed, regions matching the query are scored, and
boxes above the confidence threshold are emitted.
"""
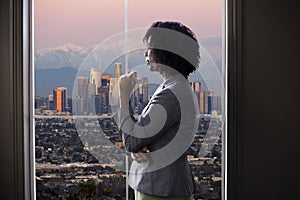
[29,0,228,199]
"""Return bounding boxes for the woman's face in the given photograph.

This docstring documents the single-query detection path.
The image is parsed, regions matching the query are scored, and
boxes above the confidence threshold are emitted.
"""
[144,49,159,72]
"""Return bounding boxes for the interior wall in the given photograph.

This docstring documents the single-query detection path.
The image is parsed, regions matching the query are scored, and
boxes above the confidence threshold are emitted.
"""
[238,0,299,199]
[0,0,14,199]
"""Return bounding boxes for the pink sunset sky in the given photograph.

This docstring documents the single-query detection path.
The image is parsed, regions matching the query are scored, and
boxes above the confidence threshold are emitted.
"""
[35,0,222,50]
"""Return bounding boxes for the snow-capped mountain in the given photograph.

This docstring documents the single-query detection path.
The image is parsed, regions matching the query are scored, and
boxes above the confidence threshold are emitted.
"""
[34,38,222,97]
[34,43,94,69]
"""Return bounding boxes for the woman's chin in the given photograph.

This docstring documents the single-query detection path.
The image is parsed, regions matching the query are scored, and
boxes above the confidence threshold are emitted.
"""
[149,65,158,72]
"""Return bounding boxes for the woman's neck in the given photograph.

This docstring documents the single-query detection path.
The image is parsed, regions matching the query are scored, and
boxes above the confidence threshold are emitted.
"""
[159,67,177,81]
[161,71,172,81]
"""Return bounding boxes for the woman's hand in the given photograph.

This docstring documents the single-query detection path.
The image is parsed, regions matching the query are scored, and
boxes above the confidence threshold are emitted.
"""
[132,146,150,163]
[119,71,136,106]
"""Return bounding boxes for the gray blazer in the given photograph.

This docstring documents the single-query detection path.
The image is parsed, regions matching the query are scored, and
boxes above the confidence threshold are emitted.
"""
[114,74,198,197]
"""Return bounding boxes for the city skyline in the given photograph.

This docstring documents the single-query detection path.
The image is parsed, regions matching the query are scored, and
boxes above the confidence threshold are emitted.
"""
[35,62,222,116]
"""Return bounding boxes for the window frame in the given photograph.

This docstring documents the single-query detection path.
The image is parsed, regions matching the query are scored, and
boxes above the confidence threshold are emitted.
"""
[9,0,33,199]
[9,0,242,199]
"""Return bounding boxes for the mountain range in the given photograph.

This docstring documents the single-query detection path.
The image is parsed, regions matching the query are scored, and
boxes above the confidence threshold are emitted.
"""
[35,37,222,97]
[35,43,93,70]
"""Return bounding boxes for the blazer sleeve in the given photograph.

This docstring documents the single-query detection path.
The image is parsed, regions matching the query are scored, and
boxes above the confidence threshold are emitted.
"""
[113,89,181,153]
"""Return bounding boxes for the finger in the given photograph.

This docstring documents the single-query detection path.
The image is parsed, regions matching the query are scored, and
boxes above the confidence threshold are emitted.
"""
[134,153,143,163]
[134,153,147,163]
[140,153,148,162]
[141,147,149,153]
[137,152,148,163]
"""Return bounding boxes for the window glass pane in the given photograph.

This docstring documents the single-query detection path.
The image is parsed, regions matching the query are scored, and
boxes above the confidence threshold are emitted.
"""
[34,0,224,200]
[127,1,224,199]
[34,0,126,199]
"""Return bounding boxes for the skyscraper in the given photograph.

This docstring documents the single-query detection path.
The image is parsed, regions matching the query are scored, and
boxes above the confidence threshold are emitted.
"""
[191,81,204,114]
[114,62,122,78]
[142,77,148,107]
[109,63,123,111]
[34,96,45,109]
[109,78,119,109]
[98,74,111,114]
[132,76,148,115]
[199,90,204,114]
[212,95,222,115]
[98,87,109,114]
[87,83,96,114]
[47,94,54,110]
[90,68,101,94]
[101,74,111,86]
[77,76,89,114]
[73,96,84,115]
[204,91,214,115]
[53,87,67,112]
[77,76,88,98]
[208,93,213,115]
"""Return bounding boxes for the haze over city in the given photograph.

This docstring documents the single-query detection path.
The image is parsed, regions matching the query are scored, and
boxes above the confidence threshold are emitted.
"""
[35,0,222,50]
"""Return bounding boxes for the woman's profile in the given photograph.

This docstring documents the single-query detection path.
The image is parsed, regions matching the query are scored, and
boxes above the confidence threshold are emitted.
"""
[114,21,200,200]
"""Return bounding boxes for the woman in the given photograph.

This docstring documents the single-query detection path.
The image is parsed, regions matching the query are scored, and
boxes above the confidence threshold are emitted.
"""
[115,21,200,200]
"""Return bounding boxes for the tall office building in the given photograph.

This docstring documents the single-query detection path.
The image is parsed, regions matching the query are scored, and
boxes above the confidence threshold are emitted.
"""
[191,81,201,107]
[98,87,109,114]
[73,96,84,115]
[97,74,111,114]
[67,98,72,113]
[77,76,89,98]
[191,81,204,114]
[77,76,89,114]
[212,95,222,115]
[109,78,119,109]
[208,94,213,115]
[87,83,96,114]
[35,96,44,109]
[47,94,54,110]
[90,68,101,94]
[199,91,204,114]
[53,87,67,112]
[109,62,122,110]
[114,62,122,78]
[133,76,148,115]
[142,77,148,107]
[101,74,111,86]
[204,91,214,115]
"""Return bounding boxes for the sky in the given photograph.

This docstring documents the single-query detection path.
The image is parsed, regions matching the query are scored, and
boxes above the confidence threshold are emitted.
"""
[34,0,222,50]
